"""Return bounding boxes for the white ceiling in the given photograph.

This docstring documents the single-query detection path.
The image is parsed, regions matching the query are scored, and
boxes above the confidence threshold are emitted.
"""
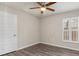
[1,2,79,18]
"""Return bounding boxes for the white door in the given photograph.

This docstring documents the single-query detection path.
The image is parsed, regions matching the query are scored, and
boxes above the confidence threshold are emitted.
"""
[0,11,4,55]
[0,11,17,55]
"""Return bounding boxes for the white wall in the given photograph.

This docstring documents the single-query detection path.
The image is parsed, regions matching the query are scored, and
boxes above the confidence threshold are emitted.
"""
[0,4,40,49]
[18,11,40,49]
[41,9,79,51]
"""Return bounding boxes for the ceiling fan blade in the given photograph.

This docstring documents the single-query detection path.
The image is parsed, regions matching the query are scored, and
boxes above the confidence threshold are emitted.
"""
[46,8,55,11]
[30,7,40,9]
[37,2,43,6]
[46,2,56,6]
[41,11,43,14]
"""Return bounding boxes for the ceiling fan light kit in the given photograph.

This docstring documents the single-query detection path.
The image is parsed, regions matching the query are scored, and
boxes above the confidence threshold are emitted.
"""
[30,2,56,14]
[40,7,46,11]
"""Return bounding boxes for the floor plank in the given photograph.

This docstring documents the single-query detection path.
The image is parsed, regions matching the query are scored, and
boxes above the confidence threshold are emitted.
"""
[1,43,79,56]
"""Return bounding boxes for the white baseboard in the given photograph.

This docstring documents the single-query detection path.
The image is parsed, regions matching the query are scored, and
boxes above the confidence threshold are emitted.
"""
[41,42,79,51]
[17,42,40,51]
[12,42,79,52]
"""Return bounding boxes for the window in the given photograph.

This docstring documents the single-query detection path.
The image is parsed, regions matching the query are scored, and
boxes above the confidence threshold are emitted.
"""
[63,17,79,43]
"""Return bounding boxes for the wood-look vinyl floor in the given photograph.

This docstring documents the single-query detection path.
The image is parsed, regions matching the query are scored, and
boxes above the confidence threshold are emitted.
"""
[1,43,79,56]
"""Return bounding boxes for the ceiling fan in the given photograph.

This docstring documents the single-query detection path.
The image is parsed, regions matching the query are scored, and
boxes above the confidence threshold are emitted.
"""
[30,2,56,14]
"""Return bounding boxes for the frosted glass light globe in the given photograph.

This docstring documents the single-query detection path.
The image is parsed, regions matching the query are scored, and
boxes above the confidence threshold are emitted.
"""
[41,7,46,11]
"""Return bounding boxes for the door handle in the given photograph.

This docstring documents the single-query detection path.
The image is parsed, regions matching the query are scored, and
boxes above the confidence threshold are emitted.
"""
[13,34,16,37]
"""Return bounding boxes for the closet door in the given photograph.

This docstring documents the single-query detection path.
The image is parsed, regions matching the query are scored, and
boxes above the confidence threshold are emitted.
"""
[0,11,17,55]
[3,12,17,54]
[0,11,4,55]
